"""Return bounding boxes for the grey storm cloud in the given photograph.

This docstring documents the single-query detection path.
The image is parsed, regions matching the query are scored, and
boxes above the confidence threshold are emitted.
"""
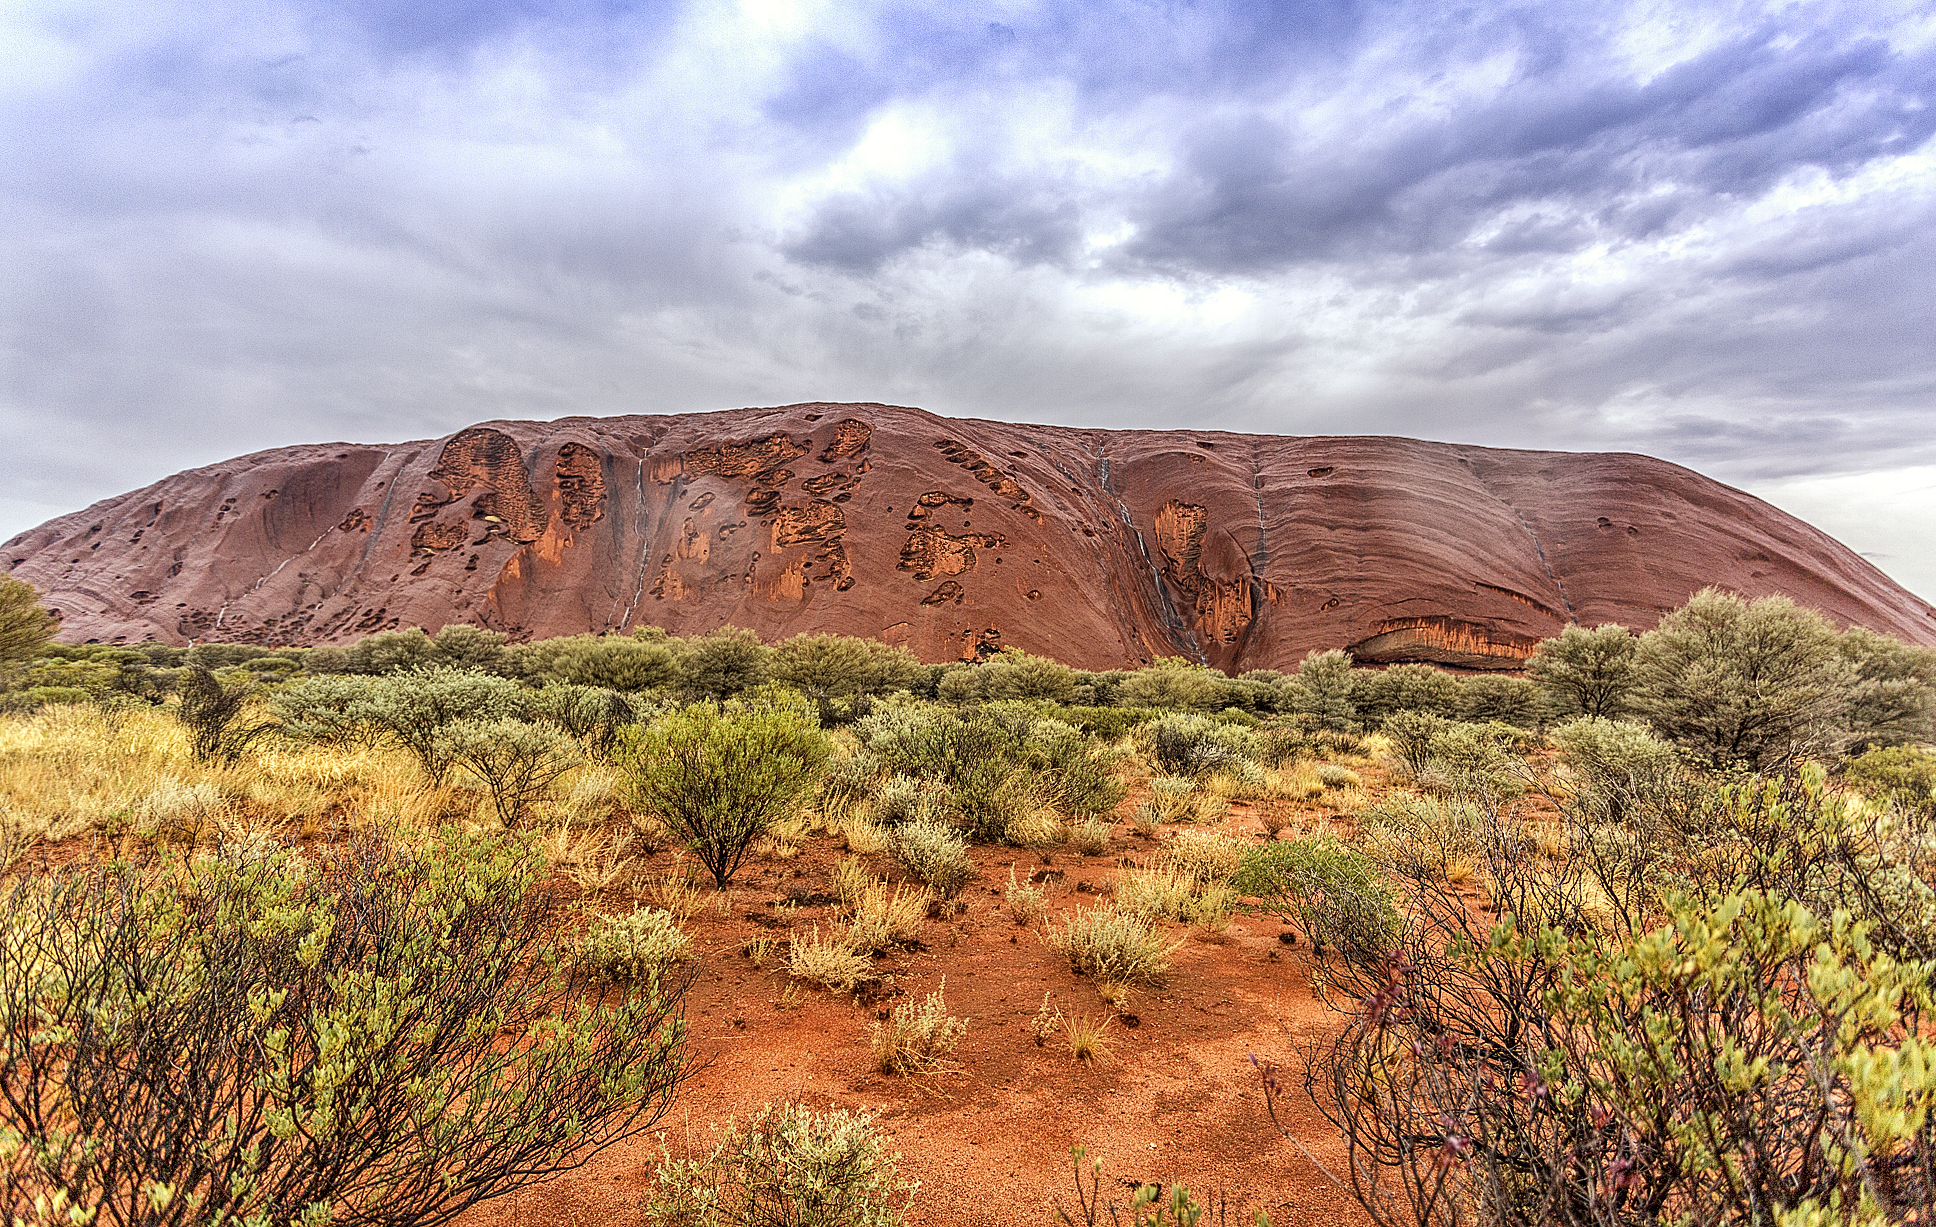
[2,0,1934,596]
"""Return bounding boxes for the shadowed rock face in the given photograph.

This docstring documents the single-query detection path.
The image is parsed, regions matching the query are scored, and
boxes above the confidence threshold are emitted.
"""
[8,403,1934,669]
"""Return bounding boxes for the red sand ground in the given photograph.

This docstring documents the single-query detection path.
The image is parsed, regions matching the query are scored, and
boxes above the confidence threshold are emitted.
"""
[460,804,1374,1227]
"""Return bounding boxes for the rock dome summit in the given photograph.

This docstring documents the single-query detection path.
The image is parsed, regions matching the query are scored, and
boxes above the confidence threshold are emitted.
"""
[8,402,1933,668]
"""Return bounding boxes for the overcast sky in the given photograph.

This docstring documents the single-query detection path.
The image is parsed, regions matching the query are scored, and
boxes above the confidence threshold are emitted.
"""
[4,0,1933,598]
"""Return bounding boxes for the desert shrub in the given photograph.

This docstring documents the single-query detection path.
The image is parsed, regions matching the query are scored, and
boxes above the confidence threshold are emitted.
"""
[0,831,692,1226]
[350,666,527,783]
[788,926,874,993]
[1549,716,1687,827]
[1005,866,1046,926]
[619,703,829,887]
[1846,744,1936,820]
[1043,705,1161,741]
[1456,673,1544,726]
[1282,648,1357,732]
[175,665,273,764]
[430,623,509,672]
[872,773,941,827]
[1047,902,1173,986]
[440,717,583,825]
[893,818,974,899]
[1352,663,1461,723]
[642,1102,914,1227]
[1525,622,1638,718]
[1114,657,1237,711]
[267,673,382,746]
[1630,587,1858,770]
[1839,626,1936,749]
[830,855,873,907]
[1417,721,1527,804]
[345,626,437,674]
[1316,764,1361,790]
[529,683,636,756]
[1233,836,1397,966]
[771,632,922,702]
[548,635,682,693]
[1116,866,1234,931]
[871,980,968,1075]
[133,779,230,843]
[577,907,692,981]
[1145,712,1256,777]
[1164,828,1243,884]
[1380,709,1451,775]
[0,577,57,667]
[821,751,884,814]
[1136,776,1202,828]
[677,626,773,700]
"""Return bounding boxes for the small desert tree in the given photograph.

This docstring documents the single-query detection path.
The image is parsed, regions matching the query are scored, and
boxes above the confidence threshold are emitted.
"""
[677,626,773,700]
[0,576,57,667]
[1287,648,1358,732]
[620,703,828,886]
[1630,588,1855,770]
[1525,623,1637,718]
[439,717,584,825]
[349,666,527,784]
[175,665,273,763]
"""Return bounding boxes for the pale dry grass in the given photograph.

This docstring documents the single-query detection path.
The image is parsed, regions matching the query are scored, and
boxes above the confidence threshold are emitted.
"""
[0,706,474,845]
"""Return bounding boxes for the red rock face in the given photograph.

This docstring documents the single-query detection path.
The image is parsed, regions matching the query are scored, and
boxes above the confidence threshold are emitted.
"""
[7,403,1933,668]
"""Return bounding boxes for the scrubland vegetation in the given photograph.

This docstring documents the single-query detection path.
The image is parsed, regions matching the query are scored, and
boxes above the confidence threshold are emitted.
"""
[0,573,1934,1225]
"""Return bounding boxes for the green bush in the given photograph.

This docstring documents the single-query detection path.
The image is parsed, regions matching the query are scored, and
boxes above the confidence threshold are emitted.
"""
[577,908,692,981]
[0,577,57,668]
[642,1102,914,1227]
[1455,673,1544,726]
[619,703,829,887]
[439,717,583,825]
[1525,622,1637,718]
[771,632,921,701]
[1112,658,1237,711]
[429,623,509,672]
[1380,709,1451,774]
[349,666,528,783]
[345,627,437,674]
[893,819,974,899]
[1284,648,1357,732]
[1234,836,1398,966]
[1630,588,1857,770]
[1352,663,1460,723]
[677,626,773,700]
[0,831,692,1225]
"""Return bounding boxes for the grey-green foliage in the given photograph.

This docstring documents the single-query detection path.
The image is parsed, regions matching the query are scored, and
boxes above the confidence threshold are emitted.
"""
[1846,745,1936,820]
[1381,710,1452,774]
[1456,673,1544,727]
[175,666,273,764]
[269,674,383,746]
[1285,648,1357,732]
[1631,588,1857,770]
[769,633,922,700]
[0,576,57,668]
[642,1102,914,1227]
[1144,712,1257,777]
[430,623,509,672]
[1838,626,1936,749]
[345,627,437,675]
[677,626,773,700]
[1525,623,1638,718]
[529,683,637,756]
[577,908,692,982]
[1112,658,1237,712]
[619,703,828,887]
[351,667,528,784]
[934,648,1080,704]
[1550,716,1686,827]
[439,717,583,825]
[1352,663,1461,723]
[893,819,974,899]
[1233,836,1398,967]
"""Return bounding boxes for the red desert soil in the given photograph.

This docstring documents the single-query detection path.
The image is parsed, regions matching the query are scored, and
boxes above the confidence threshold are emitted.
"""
[12,402,1933,667]
[462,809,1373,1227]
